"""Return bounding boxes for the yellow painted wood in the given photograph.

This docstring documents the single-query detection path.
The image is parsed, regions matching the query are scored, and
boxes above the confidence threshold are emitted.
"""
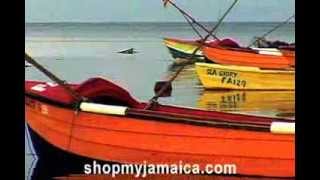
[195,63,295,90]
[163,38,203,56]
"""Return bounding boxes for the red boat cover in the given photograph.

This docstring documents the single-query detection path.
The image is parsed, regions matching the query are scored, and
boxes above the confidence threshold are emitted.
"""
[25,78,286,123]
[25,77,142,107]
[205,38,240,48]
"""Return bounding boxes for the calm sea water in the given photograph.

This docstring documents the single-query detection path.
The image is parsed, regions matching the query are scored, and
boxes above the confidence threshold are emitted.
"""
[25,22,295,179]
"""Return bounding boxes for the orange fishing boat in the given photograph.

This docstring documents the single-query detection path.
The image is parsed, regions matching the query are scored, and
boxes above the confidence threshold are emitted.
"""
[25,77,295,178]
[203,45,295,69]
[280,49,295,66]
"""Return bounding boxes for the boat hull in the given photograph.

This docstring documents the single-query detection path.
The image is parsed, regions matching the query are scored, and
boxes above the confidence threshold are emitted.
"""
[27,125,293,180]
[203,46,295,69]
[163,38,204,60]
[195,63,295,90]
[25,95,294,178]
[27,123,99,165]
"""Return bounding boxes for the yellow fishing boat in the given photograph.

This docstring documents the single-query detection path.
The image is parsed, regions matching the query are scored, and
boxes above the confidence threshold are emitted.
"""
[195,63,295,90]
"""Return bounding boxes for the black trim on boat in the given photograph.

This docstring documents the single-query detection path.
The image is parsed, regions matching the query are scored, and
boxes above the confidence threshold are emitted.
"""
[167,46,204,59]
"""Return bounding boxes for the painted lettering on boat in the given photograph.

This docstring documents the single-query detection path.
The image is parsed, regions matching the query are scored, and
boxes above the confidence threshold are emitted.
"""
[221,77,247,87]
[30,82,58,92]
[31,84,47,92]
[219,71,238,78]
[207,68,247,87]
[25,98,49,115]
[207,69,237,78]
[207,69,218,76]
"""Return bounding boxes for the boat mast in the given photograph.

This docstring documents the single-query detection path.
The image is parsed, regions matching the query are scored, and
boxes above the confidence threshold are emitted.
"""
[145,0,239,110]
[25,53,87,103]
[247,14,295,48]
[164,0,220,41]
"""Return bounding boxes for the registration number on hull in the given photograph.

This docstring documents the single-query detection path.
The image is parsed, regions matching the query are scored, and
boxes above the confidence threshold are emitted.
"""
[25,97,49,115]
[207,68,247,88]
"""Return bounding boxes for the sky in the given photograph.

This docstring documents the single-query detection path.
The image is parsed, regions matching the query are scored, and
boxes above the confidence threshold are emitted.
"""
[26,0,295,22]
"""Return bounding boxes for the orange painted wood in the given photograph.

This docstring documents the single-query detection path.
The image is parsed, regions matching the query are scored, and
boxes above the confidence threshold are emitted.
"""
[203,46,295,69]
[25,99,295,177]
[55,174,291,180]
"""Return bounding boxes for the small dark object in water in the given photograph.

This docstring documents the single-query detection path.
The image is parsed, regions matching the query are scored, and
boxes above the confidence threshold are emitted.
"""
[117,48,138,54]
[25,64,31,67]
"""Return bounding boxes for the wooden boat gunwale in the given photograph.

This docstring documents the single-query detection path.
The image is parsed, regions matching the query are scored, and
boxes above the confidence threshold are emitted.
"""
[25,84,293,134]
[202,45,295,69]
[196,63,295,74]
[163,37,201,45]
[204,45,291,58]
[163,37,204,59]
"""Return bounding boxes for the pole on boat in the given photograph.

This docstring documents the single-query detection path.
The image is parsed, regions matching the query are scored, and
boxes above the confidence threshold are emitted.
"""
[247,14,295,48]
[164,0,220,41]
[182,13,204,40]
[25,53,87,102]
[147,0,239,109]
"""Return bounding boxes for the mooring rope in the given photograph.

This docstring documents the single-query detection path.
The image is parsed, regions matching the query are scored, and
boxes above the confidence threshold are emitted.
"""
[145,0,239,109]
[247,14,295,48]
[182,13,204,40]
